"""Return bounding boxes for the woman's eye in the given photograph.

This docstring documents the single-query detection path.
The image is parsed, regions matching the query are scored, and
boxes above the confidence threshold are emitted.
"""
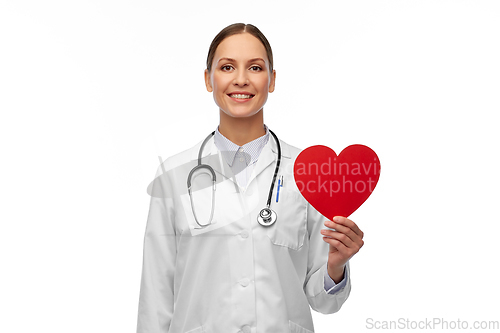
[221,65,233,71]
[250,66,262,71]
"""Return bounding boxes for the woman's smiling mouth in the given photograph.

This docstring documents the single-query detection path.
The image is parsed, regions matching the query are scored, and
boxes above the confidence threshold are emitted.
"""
[229,93,254,99]
[227,92,255,102]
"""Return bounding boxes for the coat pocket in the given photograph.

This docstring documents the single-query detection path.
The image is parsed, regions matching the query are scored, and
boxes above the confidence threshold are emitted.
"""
[266,188,307,250]
[289,320,314,333]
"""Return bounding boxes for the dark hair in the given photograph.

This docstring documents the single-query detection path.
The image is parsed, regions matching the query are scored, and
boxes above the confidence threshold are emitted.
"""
[206,23,273,73]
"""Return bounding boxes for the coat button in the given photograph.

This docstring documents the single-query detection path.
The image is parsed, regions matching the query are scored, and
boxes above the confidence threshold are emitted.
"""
[240,230,249,238]
[239,278,250,287]
[241,325,251,333]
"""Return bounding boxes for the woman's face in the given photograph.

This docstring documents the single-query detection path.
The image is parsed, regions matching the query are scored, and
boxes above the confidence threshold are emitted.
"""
[205,33,276,119]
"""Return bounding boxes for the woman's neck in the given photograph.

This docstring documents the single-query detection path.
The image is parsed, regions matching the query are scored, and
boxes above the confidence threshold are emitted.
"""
[218,110,266,146]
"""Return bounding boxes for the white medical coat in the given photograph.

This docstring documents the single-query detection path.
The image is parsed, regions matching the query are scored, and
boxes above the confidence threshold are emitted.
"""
[137,135,351,333]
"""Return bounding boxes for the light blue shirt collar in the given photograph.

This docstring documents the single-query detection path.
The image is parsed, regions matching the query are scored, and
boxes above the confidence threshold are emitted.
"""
[214,125,270,167]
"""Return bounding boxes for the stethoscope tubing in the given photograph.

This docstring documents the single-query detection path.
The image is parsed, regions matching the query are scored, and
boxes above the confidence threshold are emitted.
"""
[266,130,281,209]
[188,129,281,228]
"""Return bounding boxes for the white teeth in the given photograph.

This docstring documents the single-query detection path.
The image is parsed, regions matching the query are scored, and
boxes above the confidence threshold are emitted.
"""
[229,94,253,99]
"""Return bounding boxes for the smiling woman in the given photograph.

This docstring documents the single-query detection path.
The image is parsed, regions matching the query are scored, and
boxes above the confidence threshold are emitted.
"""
[137,23,364,333]
[204,30,276,145]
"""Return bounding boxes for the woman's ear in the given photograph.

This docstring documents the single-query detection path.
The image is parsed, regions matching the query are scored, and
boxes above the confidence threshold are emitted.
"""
[268,69,276,93]
[204,69,213,92]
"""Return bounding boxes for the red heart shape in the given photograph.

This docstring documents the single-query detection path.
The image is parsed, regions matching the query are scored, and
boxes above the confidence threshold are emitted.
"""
[293,145,381,219]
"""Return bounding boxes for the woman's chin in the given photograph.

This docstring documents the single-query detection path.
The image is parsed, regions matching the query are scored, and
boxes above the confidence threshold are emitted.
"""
[221,108,263,119]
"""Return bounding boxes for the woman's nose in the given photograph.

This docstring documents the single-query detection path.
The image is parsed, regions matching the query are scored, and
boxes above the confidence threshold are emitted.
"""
[233,70,249,86]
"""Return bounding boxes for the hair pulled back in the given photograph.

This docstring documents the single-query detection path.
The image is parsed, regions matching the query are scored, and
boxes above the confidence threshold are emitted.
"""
[206,23,274,73]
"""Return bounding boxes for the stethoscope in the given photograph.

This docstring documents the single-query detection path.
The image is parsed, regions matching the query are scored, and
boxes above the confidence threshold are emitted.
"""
[187,130,281,229]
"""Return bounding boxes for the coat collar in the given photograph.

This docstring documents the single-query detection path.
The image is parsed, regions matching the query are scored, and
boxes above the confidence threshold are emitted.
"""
[190,131,291,185]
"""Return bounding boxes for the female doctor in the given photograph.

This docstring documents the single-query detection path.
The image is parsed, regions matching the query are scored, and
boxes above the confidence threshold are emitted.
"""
[137,23,364,333]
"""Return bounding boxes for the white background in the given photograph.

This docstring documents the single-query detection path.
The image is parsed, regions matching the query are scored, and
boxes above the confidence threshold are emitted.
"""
[1,0,499,332]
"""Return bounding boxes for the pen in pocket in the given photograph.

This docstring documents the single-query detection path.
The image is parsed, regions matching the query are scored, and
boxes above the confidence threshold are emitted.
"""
[276,175,284,202]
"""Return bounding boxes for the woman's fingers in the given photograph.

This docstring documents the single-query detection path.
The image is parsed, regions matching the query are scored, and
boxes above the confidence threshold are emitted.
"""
[323,216,365,251]
[332,216,364,239]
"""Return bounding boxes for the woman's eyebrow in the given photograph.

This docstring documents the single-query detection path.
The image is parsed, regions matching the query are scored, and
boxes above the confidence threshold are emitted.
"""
[248,58,265,63]
[218,57,265,64]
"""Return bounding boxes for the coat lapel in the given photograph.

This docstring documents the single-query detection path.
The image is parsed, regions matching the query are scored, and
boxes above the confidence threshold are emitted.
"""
[190,132,292,189]
[191,135,237,185]
[247,136,291,188]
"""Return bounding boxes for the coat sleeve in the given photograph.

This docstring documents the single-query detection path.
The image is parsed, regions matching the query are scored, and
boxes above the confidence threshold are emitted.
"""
[303,203,351,314]
[137,163,177,333]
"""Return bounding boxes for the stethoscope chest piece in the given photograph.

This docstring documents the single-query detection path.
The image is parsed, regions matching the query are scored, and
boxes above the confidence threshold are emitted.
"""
[257,208,277,227]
